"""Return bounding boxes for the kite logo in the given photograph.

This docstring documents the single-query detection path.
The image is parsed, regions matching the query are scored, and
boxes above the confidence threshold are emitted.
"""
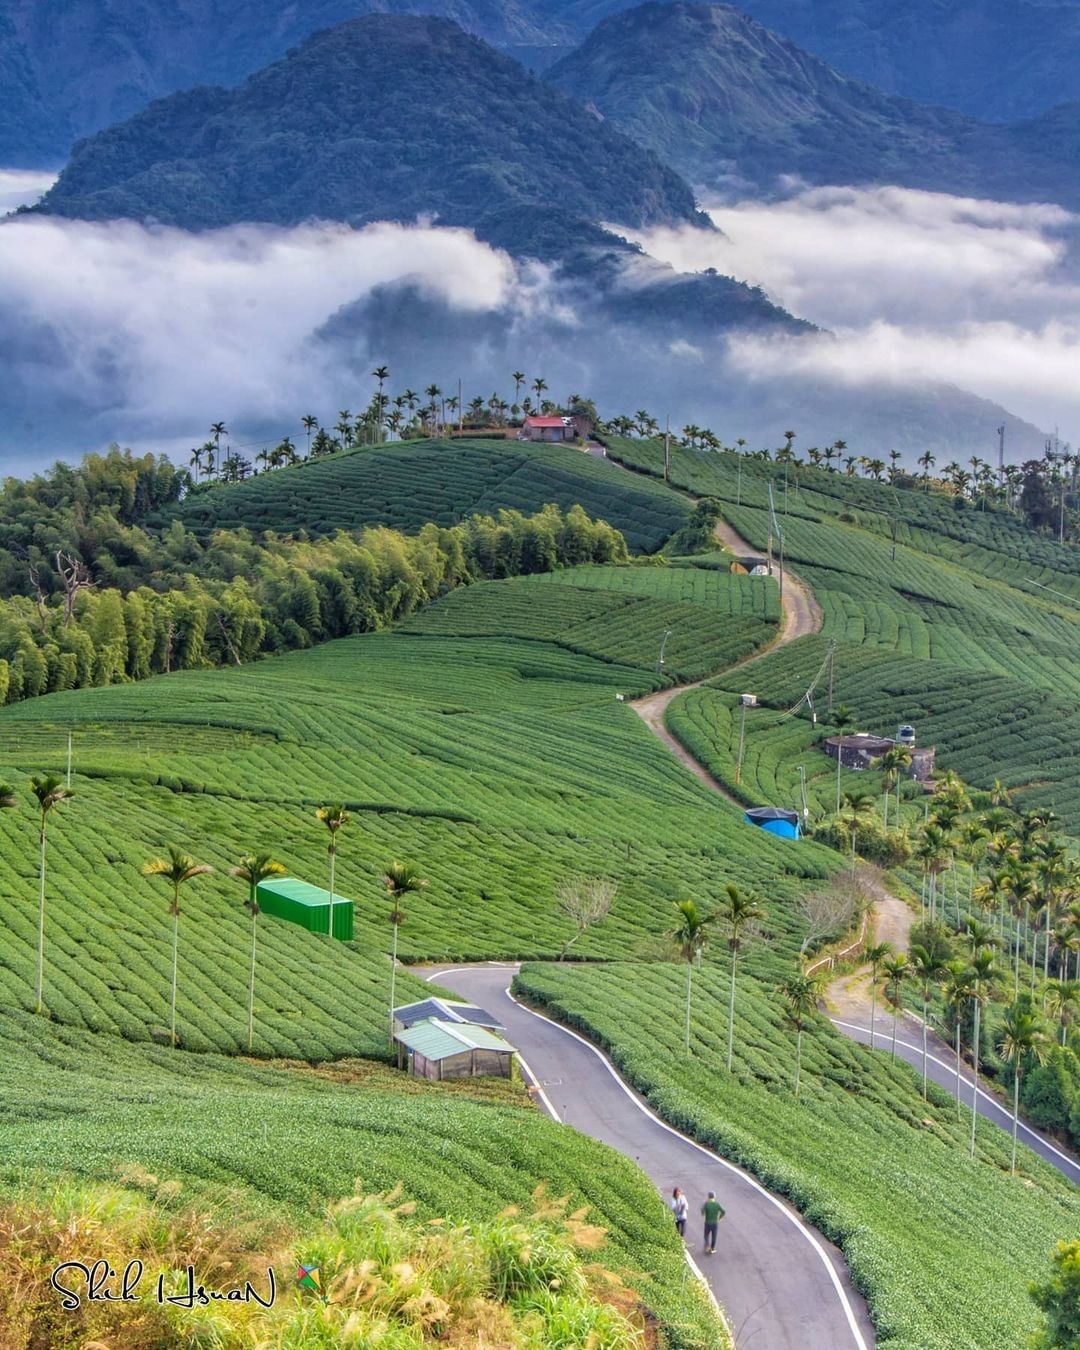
[296,1264,322,1294]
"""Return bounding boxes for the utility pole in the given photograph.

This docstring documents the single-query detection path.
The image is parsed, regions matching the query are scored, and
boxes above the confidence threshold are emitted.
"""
[997,424,1006,486]
[66,731,72,788]
[736,460,741,508]
[458,377,463,435]
[656,628,672,675]
[827,640,835,716]
[735,700,747,786]
[798,764,809,827]
[664,416,670,483]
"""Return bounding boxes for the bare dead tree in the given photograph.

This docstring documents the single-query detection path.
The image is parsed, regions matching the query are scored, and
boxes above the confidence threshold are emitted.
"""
[214,610,243,666]
[26,560,50,635]
[556,876,617,959]
[54,550,92,628]
[797,873,867,955]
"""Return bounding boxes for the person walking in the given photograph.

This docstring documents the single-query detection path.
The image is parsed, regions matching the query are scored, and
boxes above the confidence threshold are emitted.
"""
[670,1186,689,1237]
[701,1191,725,1254]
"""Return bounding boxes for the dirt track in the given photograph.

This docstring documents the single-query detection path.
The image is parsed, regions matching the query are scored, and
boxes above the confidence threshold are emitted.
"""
[629,516,822,794]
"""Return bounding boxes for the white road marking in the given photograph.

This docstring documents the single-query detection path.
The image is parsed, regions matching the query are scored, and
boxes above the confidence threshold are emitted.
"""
[831,1017,1080,1178]
[428,966,869,1350]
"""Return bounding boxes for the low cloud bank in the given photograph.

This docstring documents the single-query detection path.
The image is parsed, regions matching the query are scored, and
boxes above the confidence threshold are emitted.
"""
[0,186,1055,474]
[629,185,1080,437]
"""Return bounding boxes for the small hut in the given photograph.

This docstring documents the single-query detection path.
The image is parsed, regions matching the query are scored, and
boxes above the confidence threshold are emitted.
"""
[744,806,801,840]
[393,1017,516,1081]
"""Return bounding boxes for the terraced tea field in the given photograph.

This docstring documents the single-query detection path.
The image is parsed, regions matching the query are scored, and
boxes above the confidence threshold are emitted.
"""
[168,439,691,553]
[515,958,1078,1350]
[600,438,1080,826]
[0,1007,720,1348]
[0,616,835,1060]
[402,562,778,682]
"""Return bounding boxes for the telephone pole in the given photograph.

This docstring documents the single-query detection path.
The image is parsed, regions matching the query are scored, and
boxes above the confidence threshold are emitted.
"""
[664,416,670,483]
[735,700,747,786]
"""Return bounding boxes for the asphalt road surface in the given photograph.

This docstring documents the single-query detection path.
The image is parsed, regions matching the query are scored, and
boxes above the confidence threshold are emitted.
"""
[429,963,875,1350]
[834,1009,1080,1185]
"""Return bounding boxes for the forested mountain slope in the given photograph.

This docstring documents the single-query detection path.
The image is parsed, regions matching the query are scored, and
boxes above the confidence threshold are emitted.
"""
[548,3,1080,205]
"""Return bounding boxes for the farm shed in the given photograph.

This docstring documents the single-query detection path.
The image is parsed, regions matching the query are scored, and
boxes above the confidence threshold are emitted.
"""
[824,732,936,781]
[393,997,504,1036]
[394,1017,516,1080]
[744,806,801,839]
[255,876,354,941]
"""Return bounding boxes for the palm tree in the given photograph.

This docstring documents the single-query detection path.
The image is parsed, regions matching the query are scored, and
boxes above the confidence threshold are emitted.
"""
[1043,979,1080,1047]
[865,940,892,1049]
[301,414,318,455]
[425,385,441,433]
[997,1001,1050,1174]
[142,846,213,1047]
[230,852,286,1051]
[383,861,428,1044]
[967,948,997,1156]
[841,791,875,874]
[315,804,349,938]
[876,745,911,830]
[917,449,936,484]
[189,445,204,483]
[830,705,856,813]
[29,774,73,1015]
[372,365,389,431]
[670,899,715,1056]
[908,932,952,1095]
[882,953,910,1057]
[719,883,766,1071]
[915,821,952,923]
[778,972,820,1098]
[942,960,974,1122]
[512,371,526,405]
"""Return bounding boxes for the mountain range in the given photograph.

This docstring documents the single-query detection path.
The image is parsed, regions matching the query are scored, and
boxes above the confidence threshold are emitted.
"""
[0,4,1060,463]
[548,3,1080,206]
[2,0,1079,166]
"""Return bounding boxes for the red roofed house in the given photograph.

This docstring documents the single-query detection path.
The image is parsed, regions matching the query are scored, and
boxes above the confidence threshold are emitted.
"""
[521,414,573,442]
[521,413,594,445]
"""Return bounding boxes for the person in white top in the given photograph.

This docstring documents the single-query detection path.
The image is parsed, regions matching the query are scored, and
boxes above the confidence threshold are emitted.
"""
[669,1186,689,1237]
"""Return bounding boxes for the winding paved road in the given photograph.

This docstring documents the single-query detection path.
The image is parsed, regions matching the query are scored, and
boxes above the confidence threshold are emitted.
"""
[834,1005,1080,1185]
[429,963,875,1350]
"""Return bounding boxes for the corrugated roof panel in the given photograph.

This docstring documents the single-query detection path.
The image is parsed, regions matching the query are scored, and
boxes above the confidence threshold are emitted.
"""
[395,1018,514,1060]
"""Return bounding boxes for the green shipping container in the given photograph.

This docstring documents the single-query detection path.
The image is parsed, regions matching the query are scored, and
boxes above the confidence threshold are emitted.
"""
[256,877,354,941]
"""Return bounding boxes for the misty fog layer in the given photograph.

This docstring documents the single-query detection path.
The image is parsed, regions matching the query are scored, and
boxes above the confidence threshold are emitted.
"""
[0,181,1053,473]
[630,185,1080,438]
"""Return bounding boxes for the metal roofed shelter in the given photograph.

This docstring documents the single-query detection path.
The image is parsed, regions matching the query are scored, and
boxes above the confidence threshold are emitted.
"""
[393,997,504,1035]
[255,876,354,940]
[744,806,801,840]
[394,1017,517,1080]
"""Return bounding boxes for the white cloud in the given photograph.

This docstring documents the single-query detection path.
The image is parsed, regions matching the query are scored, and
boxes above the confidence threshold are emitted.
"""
[624,184,1080,436]
[0,216,517,440]
[0,169,56,213]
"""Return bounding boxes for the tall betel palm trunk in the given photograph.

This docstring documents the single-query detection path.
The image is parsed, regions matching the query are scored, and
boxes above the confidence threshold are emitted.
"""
[719,883,766,1072]
[231,853,286,1051]
[383,861,428,1047]
[142,845,213,1048]
[669,899,715,1057]
[316,804,350,939]
[29,775,73,1015]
